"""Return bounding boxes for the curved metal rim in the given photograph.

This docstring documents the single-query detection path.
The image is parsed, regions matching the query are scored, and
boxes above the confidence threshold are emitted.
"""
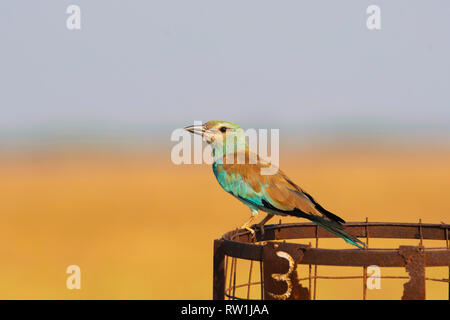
[218,222,450,267]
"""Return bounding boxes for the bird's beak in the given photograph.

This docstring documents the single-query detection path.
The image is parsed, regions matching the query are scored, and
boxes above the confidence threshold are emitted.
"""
[184,124,205,136]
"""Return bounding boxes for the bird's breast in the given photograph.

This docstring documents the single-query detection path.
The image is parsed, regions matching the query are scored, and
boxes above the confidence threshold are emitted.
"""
[212,162,264,208]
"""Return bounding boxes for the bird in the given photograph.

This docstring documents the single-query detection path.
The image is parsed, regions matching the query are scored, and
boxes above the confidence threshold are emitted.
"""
[184,120,365,248]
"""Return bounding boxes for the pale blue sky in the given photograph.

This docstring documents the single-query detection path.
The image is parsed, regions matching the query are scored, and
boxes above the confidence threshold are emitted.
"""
[0,1,449,149]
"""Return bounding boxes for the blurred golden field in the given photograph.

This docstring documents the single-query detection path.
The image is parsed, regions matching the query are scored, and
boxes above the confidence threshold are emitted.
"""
[0,146,449,299]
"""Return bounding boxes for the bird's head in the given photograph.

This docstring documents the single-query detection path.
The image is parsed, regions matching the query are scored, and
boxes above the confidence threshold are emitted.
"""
[184,120,246,151]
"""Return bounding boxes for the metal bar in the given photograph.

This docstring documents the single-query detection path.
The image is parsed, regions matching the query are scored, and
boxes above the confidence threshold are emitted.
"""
[313,225,318,300]
[220,237,450,267]
[300,247,450,267]
[297,275,449,281]
[363,267,367,300]
[445,224,449,249]
[247,260,253,300]
[224,255,229,292]
[228,257,235,300]
[365,217,370,248]
[419,219,424,246]
[219,238,264,261]
[400,246,426,300]
[213,240,226,300]
[222,222,450,242]
[363,217,369,300]
[260,260,264,300]
[308,261,312,300]
[232,258,238,300]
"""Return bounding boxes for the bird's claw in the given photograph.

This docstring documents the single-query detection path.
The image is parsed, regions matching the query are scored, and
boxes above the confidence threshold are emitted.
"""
[250,223,265,236]
[243,226,258,241]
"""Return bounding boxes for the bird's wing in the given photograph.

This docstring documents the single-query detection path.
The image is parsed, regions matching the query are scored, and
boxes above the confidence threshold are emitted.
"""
[214,149,366,248]
[214,150,345,224]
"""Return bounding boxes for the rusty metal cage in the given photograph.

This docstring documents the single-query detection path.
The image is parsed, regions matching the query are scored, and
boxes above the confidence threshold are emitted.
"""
[213,220,450,300]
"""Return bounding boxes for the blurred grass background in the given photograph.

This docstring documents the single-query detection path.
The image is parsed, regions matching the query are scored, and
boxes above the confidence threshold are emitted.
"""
[1,145,449,299]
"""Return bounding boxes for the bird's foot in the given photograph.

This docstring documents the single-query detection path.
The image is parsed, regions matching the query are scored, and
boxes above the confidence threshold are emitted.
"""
[250,223,265,236]
[250,223,264,236]
[244,226,256,240]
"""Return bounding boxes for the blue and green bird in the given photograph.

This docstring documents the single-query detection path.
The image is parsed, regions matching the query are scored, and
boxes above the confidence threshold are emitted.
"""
[185,120,365,248]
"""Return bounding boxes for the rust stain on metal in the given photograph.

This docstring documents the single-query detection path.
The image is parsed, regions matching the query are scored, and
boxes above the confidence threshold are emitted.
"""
[263,242,310,300]
[399,245,426,300]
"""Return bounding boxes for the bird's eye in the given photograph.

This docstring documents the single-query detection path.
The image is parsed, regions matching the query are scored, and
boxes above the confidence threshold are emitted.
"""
[219,127,227,133]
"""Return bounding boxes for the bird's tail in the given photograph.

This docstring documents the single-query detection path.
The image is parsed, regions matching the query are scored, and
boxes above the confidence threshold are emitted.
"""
[309,216,366,249]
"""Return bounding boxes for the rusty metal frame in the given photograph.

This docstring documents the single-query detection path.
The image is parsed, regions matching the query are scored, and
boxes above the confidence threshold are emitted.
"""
[213,222,450,300]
